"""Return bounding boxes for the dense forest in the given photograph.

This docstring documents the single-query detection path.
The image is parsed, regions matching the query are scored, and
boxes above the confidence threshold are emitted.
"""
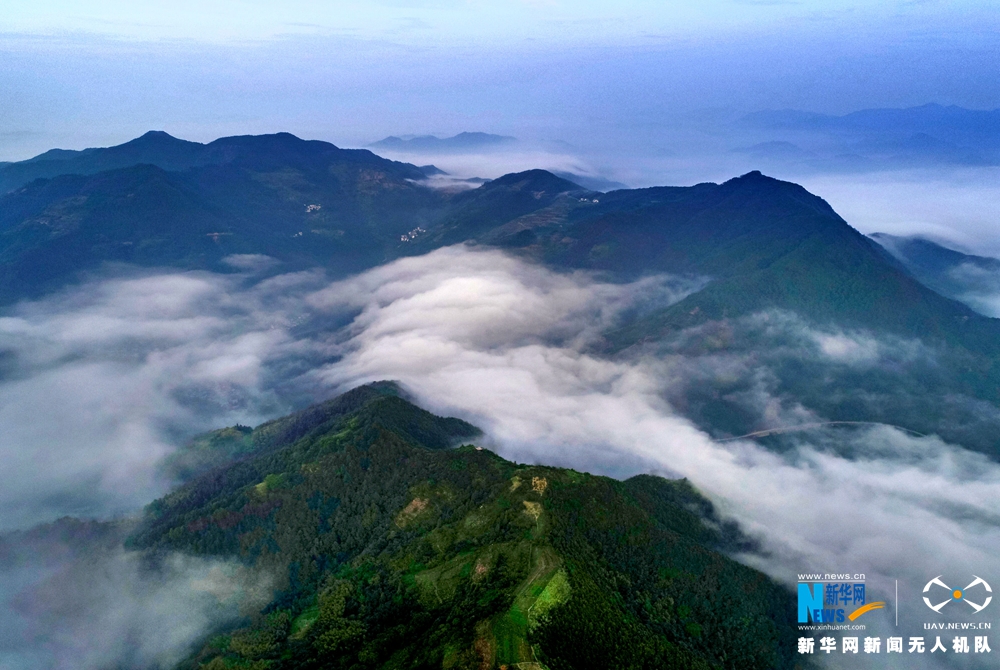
[129,382,799,669]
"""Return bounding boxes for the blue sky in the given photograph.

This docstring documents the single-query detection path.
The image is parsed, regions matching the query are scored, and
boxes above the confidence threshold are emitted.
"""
[1,1,999,163]
[6,1,979,44]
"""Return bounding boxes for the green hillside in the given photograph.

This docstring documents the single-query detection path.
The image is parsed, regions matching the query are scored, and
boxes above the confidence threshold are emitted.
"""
[0,131,430,194]
[132,383,797,670]
[871,233,1000,317]
[7,131,1000,457]
[3,132,996,360]
[0,133,445,302]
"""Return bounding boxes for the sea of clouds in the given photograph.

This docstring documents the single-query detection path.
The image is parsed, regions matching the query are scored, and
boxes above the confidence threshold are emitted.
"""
[3,246,1000,667]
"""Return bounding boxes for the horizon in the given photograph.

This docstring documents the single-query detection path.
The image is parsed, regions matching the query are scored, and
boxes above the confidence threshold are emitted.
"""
[4,1,1000,159]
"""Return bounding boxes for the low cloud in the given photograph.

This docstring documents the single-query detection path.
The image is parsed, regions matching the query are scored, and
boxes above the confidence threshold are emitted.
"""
[947,261,1000,318]
[306,248,1000,668]
[800,167,1000,260]
[2,246,1000,668]
[372,146,626,189]
[1,537,272,670]
[0,269,334,530]
[221,254,280,272]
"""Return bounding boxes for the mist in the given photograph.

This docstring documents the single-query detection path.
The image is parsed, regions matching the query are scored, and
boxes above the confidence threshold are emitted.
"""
[0,265,341,530]
[3,246,1000,667]
[0,523,273,670]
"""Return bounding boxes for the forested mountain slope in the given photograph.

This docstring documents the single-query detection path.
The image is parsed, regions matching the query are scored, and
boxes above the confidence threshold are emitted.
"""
[871,232,1000,318]
[7,132,1000,458]
[0,133,443,301]
[131,382,797,670]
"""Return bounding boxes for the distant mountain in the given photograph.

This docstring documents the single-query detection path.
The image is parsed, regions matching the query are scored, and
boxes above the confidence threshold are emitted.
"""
[550,170,627,192]
[2,131,208,193]
[738,104,1000,169]
[369,132,516,153]
[743,104,1000,140]
[424,170,995,348]
[401,169,1000,454]
[871,233,1000,317]
[129,382,796,670]
[0,132,444,302]
[417,164,447,176]
[415,169,588,248]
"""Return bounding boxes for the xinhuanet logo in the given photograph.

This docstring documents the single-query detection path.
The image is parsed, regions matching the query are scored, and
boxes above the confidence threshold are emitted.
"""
[798,580,885,624]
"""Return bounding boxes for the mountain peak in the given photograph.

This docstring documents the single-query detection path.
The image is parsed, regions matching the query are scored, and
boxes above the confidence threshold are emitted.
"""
[137,130,178,140]
[484,169,583,193]
[720,170,798,193]
[123,130,196,148]
[725,169,781,185]
[134,383,797,670]
[718,170,842,218]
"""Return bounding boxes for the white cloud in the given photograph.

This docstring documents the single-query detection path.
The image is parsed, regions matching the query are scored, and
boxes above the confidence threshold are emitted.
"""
[2,544,272,670]
[303,248,1000,668]
[221,254,280,272]
[2,246,1000,668]
[0,269,331,530]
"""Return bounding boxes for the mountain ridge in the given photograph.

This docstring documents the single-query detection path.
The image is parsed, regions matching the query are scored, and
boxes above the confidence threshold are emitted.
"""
[3,133,996,355]
[737,104,1000,169]
[6,132,1000,456]
[871,232,1000,318]
[129,382,797,670]
[368,132,516,153]
[0,131,428,195]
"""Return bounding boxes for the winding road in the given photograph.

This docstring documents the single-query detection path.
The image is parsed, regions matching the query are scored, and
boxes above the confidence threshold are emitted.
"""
[717,421,927,442]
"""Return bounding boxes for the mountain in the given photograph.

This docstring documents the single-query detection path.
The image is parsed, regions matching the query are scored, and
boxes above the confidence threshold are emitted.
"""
[369,132,516,153]
[10,131,972,343]
[425,170,997,349]
[0,132,444,302]
[550,171,627,193]
[7,131,1000,456]
[5,132,997,345]
[871,233,1000,318]
[0,131,454,194]
[405,170,1000,454]
[1,131,214,193]
[412,169,589,248]
[128,382,796,670]
[737,104,1000,169]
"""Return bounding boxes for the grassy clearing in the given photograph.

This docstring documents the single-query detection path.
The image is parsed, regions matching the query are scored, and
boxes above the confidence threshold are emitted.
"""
[527,569,570,631]
[289,605,319,639]
[493,546,562,667]
[413,552,476,606]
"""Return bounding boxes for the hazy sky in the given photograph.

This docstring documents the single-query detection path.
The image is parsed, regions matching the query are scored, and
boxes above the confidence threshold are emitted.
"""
[7,1,994,44]
[3,1,1000,258]
[2,1,999,160]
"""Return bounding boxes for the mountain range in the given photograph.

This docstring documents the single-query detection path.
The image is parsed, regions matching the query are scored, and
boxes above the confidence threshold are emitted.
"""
[4,131,1000,456]
[368,133,517,154]
[736,103,1000,170]
[6,130,1000,668]
[0,131,440,301]
[871,232,1000,318]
